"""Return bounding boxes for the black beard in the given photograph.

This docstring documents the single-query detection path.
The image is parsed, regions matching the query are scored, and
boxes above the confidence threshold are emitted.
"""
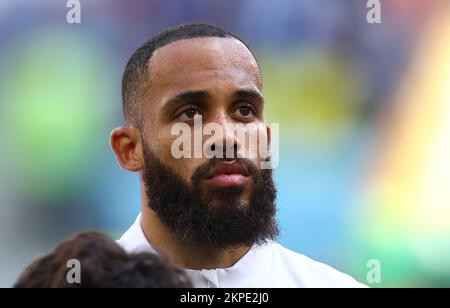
[141,147,279,249]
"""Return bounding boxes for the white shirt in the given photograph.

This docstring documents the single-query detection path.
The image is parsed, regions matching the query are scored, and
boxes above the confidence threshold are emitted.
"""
[117,213,367,288]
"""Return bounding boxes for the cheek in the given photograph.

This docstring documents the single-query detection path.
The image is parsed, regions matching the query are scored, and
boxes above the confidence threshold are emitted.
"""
[240,126,269,165]
[153,134,204,183]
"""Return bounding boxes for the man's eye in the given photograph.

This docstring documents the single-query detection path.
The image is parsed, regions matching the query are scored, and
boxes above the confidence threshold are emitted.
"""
[236,106,255,117]
[178,108,201,121]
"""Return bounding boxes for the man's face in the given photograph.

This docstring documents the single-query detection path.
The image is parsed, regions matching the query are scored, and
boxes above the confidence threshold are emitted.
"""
[137,37,278,248]
[143,37,266,208]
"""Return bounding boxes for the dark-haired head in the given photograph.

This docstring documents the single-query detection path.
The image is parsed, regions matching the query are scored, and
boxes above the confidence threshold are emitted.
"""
[14,232,192,288]
[111,23,276,251]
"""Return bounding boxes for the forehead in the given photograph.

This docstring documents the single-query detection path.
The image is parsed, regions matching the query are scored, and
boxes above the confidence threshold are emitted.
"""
[146,37,262,100]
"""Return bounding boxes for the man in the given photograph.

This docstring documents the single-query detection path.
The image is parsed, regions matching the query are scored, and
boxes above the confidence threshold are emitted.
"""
[112,23,365,287]
[14,232,192,288]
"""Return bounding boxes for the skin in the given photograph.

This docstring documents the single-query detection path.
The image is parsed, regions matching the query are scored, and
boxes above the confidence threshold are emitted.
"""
[110,37,270,269]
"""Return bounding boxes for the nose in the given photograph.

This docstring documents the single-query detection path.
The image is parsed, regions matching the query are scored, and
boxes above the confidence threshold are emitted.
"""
[203,113,243,160]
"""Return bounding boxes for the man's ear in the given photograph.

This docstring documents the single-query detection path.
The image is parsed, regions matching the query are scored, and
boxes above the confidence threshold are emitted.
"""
[110,127,144,172]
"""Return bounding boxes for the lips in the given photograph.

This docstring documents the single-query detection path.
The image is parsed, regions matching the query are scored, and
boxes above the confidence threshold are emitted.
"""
[206,161,250,187]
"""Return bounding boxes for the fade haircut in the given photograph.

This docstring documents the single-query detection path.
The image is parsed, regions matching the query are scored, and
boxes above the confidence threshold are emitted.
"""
[121,23,258,128]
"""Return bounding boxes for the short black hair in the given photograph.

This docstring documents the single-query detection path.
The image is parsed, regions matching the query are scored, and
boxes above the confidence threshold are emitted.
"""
[121,22,257,128]
[14,232,192,288]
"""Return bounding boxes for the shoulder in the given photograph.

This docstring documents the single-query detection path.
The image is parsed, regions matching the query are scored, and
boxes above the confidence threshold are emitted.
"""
[116,214,155,254]
[267,242,367,288]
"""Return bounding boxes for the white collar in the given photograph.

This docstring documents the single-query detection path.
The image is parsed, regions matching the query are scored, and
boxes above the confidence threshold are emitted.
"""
[117,213,274,288]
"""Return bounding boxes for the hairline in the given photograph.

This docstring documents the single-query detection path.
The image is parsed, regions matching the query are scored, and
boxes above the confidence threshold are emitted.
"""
[134,35,262,129]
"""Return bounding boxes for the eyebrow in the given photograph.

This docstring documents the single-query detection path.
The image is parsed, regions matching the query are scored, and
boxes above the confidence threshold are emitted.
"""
[232,89,264,104]
[162,90,209,113]
[161,88,264,117]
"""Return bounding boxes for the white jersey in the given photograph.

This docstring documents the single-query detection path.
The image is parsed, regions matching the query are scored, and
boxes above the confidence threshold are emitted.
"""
[118,213,367,288]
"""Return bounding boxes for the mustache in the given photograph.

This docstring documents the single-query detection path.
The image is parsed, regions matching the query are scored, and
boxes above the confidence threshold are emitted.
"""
[191,158,260,183]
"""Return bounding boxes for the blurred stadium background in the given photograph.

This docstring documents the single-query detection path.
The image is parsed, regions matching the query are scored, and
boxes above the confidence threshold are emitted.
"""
[0,0,449,287]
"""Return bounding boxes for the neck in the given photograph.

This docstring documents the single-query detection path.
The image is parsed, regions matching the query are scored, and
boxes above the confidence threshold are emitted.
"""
[140,205,251,270]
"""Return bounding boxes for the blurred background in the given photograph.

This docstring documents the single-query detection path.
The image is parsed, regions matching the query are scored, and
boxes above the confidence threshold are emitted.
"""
[0,0,449,287]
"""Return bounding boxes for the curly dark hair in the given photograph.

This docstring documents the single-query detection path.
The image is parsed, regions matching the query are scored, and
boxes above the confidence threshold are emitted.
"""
[14,232,192,288]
